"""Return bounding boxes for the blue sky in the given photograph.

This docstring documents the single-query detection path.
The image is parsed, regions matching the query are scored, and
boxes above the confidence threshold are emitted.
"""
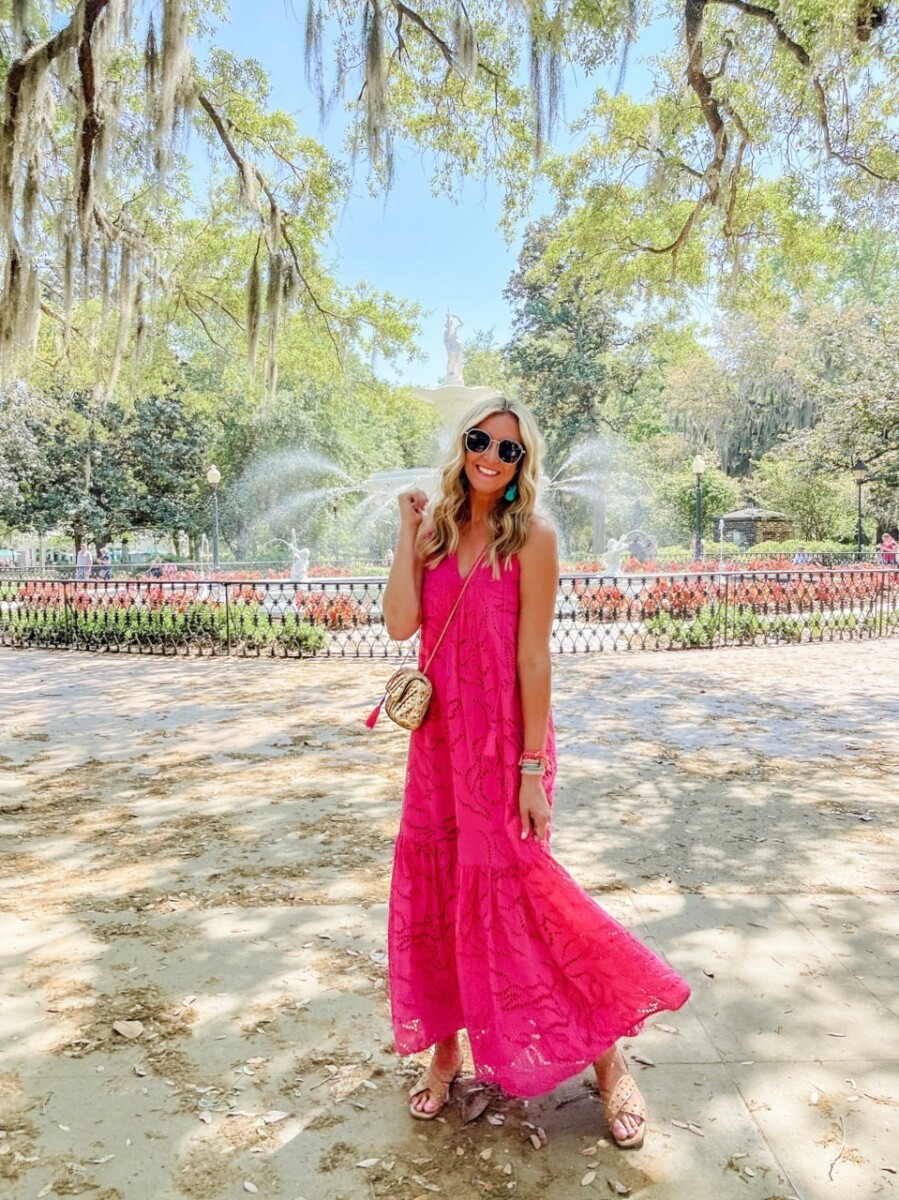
[214,4,675,385]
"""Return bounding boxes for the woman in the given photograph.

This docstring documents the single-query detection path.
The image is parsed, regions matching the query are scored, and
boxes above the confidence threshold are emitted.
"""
[382,397,690,1149]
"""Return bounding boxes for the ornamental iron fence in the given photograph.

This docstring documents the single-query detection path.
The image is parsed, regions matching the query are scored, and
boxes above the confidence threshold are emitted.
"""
[0,569,897,658]
[2,548,886,582]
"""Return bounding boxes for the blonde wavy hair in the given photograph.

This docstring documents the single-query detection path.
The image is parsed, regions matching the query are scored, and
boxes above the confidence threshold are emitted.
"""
[420,395,544,572]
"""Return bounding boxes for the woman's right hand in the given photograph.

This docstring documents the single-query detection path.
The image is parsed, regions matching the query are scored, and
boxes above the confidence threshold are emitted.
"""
[398,488,428,532]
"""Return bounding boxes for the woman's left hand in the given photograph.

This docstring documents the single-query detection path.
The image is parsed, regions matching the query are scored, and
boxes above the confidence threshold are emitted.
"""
[519,775,551,842]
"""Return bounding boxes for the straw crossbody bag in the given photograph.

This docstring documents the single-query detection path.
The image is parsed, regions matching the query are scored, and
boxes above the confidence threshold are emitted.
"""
[366,548,487,731]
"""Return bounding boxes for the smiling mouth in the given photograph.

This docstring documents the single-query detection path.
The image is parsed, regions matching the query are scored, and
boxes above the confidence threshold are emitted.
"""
[476,465,500,477]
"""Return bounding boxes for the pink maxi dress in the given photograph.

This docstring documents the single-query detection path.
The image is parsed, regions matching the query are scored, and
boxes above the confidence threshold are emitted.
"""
[388,553,690,1097]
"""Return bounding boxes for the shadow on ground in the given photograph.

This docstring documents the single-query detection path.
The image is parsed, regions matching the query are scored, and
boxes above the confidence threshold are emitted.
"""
[0,641,897,1199]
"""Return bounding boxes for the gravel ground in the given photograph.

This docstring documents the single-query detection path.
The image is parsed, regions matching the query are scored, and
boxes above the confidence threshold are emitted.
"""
[1,639,897,1200]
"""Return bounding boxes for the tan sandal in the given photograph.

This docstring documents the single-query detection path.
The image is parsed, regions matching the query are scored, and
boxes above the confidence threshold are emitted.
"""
[600,1071,647,1149]
[408,1062,460,1121]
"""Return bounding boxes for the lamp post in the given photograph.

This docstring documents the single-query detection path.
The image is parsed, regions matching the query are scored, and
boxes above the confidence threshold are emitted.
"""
[206,464,221,569]
[692,454,706,561]
[852,458,868,560]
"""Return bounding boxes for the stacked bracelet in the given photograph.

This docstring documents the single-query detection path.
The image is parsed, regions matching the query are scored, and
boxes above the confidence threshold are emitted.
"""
[519,749,549,776]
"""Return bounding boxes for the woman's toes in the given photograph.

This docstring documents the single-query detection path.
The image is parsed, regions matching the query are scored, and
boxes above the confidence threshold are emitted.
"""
[613,1113,642,1140]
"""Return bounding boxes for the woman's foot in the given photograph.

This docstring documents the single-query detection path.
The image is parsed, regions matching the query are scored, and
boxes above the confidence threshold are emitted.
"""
[408,1036,463,1120]
[594,1045,647,1149]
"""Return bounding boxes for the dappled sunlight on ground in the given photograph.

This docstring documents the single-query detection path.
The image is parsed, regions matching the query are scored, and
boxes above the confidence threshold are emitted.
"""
[1,642,897,1198]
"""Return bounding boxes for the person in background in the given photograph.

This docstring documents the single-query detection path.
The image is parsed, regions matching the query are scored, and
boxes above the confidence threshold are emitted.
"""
[792,546,810,565]
[75,544,92,581]
[880,533,897,565]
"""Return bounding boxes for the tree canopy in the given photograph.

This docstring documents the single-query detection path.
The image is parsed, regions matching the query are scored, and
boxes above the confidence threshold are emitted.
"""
[4,0,898,387]
[2,1,898,555]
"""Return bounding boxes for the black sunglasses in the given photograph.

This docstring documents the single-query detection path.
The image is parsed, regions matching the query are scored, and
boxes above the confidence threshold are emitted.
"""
[464,427,527,465]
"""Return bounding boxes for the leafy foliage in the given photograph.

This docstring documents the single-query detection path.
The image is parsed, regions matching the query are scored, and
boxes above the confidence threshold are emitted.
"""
[1,386,213,548]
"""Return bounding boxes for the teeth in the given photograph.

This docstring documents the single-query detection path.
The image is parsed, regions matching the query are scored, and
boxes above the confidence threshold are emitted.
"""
[477,466,499,476]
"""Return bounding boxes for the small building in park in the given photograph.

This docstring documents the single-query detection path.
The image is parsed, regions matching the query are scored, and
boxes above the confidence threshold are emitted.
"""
[716,507,793,548]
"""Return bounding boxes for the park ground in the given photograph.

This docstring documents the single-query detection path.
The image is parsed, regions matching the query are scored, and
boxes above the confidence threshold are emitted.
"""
[0,639,897,1200]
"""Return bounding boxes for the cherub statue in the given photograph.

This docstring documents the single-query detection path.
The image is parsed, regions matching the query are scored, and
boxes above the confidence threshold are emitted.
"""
[291,546,310,582]
[602,536,629,578]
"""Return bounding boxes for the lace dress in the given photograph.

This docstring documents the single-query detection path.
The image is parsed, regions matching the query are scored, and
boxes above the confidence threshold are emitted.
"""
[387,553,690,1097]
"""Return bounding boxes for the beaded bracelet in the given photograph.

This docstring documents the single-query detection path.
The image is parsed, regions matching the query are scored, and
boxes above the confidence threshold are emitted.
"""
[520,749,549,767]
[519,749,548,776]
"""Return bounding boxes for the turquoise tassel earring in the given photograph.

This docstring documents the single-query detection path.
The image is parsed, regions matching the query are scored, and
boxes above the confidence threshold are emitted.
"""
[504,481,518,502]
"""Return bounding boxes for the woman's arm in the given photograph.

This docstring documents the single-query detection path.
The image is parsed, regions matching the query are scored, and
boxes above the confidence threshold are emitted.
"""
[383,489,428,641]
[516,517,559,841]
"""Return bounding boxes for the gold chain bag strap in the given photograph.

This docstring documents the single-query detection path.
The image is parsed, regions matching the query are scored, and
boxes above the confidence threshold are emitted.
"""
[365,548,487,731]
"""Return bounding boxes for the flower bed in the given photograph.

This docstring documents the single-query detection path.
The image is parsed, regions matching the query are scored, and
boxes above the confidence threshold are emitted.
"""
[573,569,899,623]
[2,567,896,656]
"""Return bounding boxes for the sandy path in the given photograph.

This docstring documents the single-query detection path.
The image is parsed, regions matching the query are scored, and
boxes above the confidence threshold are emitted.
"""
[1,640,897,1200]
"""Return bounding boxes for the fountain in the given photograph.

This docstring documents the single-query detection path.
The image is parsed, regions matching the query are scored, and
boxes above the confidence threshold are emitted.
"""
[239,320,498,570]
[333,313,502,551]
[261,532,310,580]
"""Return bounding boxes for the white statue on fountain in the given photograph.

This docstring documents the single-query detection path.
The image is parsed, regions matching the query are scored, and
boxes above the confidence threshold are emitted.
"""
[287,530,310,581]
[443,311,465,384]
[602,536,630,578]
[292,546,310,581]
[408,312,500,446]
[263,531,310,581]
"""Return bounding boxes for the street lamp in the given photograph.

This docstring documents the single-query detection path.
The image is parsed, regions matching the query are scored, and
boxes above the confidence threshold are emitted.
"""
[852,458,868,559]
[692,454,706,561]
[206,464,221,569]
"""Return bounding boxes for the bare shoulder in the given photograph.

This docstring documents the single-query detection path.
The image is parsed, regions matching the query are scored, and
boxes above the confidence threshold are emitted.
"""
[520,515,558,564]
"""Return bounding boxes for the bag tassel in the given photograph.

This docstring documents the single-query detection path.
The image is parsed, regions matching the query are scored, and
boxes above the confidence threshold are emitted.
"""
[365,693,387,730]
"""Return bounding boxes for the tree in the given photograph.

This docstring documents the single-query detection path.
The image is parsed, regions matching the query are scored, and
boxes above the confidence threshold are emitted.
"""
[654,461,742,547]
[779,303,899,534]
[751,452,852,541]
[460,328,516,393]
[1,385,213,550]
[540,2,899,309]
[504,220,641,473]
[656,300,899,534]
[6,0,899,387]
[304,0,899,308]
[0,2,420,391]
[0,380,48,514]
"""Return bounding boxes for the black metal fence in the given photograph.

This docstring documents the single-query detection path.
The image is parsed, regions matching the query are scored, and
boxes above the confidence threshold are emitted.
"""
[0,559,375,581]
[2,548,886,582]
[1,569,897,657]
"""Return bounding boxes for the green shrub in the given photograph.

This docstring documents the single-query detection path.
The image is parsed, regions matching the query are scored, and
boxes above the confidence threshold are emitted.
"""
[748,539,856,558]
[0,599,326,656]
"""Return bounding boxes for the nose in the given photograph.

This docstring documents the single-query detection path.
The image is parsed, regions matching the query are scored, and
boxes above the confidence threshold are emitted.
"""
[481,438,500,463]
